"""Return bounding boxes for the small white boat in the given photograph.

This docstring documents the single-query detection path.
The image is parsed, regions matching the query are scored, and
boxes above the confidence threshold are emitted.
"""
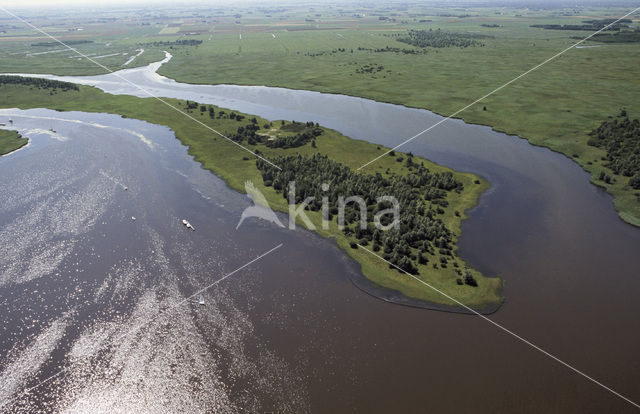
[182,219,195,231]
[198,294,205,305]
[131,216,136,221]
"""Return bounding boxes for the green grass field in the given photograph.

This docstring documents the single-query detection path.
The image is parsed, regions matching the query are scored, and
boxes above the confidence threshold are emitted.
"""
[0,129,27,155]
[0,83,502,310]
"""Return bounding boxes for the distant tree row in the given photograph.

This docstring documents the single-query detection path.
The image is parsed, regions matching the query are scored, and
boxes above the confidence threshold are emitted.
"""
[531,18,631,31]
[303,46,424,57]
[183,101,249,122]
[141,39,202,47]
[588,114,640,190]
[31,40,93,47]
[397,29,488,48]
[356,64,385,74]
[0,75,79,91]
[256,153,469,277]
[357,46,425,55]
[584,28,640,43]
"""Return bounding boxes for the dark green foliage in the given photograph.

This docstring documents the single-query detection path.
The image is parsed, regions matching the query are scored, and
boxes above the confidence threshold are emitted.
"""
[464,270,478,287]
[280,121,316,133]
[229,121,322,148]
[256,153,464,275]
[356,64,385,74]
[141,39,203,47]
[532,19,630,31]
[356,45,425,55]
[266,122,322,149]
[588,117,640,188]
[265,131,319,149]
[587,28,640,43]
[0,76,79,91]
[630,173,640,190]
[397,29,488,48]
[32,40,93,47]
[231,122,260,143]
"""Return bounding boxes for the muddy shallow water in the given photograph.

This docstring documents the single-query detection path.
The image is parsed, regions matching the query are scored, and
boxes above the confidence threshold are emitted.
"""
[0,56,639,412]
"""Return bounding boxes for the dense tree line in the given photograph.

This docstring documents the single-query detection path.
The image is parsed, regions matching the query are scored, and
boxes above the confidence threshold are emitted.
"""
[32,40,93,47]
[256,153,467,276]
[585,28,640,43]
[304,46,424,57]
[183,101,248,123]
[531,18,630,31]
[141,39,202,47]
[437,13,471,18]
[357,46,425,55]
[588,115,640,190]
[0,75,79,91]
[397,29,487,48]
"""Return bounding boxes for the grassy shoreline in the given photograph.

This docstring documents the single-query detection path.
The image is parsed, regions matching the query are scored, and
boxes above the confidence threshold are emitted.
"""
[0,83,503,310]
[0,129,28,156]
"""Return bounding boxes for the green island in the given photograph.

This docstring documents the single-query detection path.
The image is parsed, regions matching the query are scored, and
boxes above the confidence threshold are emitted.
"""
[0,78,502,311]
[0,129,28,156]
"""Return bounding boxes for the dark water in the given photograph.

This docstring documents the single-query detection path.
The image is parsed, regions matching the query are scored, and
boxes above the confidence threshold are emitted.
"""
[0,56,639,413]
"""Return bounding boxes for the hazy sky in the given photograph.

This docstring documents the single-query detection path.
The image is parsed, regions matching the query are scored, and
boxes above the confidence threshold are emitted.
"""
[0,0,183,5]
